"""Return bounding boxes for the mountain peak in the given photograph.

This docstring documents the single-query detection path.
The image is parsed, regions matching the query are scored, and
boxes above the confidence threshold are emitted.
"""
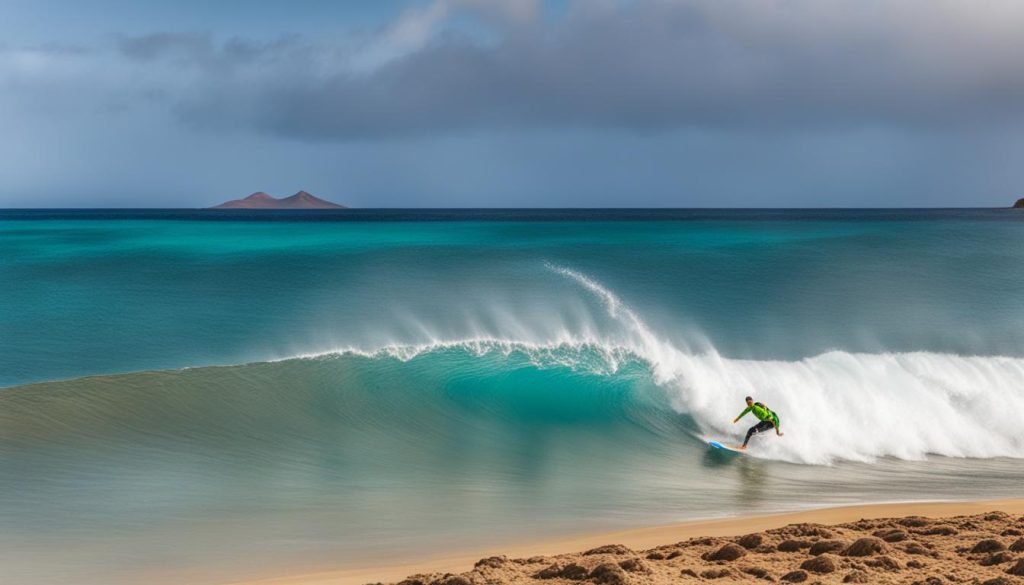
[210,191,346,209]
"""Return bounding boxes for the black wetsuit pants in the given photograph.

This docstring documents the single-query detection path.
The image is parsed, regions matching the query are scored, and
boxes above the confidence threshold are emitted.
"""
[743,420,775,446]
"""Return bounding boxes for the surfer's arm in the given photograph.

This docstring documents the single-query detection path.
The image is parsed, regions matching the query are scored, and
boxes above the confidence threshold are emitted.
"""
[733,406,752,423]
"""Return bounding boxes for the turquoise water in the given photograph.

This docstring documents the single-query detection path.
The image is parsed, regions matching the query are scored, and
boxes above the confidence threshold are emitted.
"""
[2,210,1023,584]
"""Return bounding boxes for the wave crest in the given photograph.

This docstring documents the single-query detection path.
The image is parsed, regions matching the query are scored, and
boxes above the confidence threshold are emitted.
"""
[277,264,1024,465]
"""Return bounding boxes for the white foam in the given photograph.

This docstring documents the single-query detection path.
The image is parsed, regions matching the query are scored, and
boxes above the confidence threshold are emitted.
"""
[286,264,1024,465]
[548,265,1024,464]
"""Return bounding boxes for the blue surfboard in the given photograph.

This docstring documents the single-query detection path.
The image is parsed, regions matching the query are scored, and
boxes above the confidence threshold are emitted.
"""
[708,441,743,453]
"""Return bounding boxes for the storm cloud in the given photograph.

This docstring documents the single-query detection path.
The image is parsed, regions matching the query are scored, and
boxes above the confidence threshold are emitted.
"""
[108,0,1024,140]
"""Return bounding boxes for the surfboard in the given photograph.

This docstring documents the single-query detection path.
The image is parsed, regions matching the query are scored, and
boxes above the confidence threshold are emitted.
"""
[708,441,744,453]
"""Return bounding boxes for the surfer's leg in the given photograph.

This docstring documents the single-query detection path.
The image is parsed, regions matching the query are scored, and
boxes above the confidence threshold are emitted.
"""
[743,421,774,447]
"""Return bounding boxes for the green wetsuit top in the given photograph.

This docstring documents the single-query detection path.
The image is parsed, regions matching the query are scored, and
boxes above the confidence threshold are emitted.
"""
[737,402,780,428]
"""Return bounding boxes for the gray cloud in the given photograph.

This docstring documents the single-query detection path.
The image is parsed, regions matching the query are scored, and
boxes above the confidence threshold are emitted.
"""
[164,0,1024,140]
[117,32,303,65]
[8,0,1024,141]
[117,32,212,61]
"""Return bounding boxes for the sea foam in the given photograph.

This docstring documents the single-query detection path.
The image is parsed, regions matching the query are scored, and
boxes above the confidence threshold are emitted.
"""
[289,264,1024,465]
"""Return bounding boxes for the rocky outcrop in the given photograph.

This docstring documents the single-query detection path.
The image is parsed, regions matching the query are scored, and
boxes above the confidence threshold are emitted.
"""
[736,533,764,549]
[1014,198,1024,208]
[809,539,846,556]
[972,539,1007,554]
[702,543,746,561]
[843,536,890,557]
[801,553,839,574]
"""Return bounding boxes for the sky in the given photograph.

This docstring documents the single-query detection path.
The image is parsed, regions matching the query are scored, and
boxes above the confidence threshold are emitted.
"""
[2,0,1023,208]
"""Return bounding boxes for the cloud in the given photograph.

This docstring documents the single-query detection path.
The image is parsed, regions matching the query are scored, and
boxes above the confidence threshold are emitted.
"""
[5,0,1024,141]
[349,0,540,71]
[117,32,212,61]
[190,0,1024,140]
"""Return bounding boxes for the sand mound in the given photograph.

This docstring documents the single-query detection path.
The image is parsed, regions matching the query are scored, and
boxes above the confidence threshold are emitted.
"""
[387,511,1024,585]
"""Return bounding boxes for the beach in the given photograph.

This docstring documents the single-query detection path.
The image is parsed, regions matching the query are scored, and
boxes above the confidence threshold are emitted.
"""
[234,500,1024,585]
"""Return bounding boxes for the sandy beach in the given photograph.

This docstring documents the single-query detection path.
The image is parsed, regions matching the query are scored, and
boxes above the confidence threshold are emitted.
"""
[229,499,1024,585]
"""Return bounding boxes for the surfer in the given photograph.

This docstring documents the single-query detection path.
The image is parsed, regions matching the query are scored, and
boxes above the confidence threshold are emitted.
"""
[733,396,783,449]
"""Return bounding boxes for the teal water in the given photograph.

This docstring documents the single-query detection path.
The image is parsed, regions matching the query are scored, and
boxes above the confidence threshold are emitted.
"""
[1,210,1023,584]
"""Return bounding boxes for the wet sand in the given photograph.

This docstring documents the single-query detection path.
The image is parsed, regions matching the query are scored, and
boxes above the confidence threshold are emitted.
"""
[230,499,1024,585]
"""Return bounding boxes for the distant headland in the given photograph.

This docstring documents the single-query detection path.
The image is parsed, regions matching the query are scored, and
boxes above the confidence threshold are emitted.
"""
[1014,198,1024,209]
[209,191,346,209]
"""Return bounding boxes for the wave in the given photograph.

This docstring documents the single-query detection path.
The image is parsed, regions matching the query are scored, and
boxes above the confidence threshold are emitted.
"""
[547,264,1024,464]
[5,265,1023,467]
[267,343,1022,466]
[261,263,1024,465]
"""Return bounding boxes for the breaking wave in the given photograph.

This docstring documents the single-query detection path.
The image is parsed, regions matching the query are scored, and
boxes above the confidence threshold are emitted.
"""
[248,264,1024,465]
[4,264,1023,466]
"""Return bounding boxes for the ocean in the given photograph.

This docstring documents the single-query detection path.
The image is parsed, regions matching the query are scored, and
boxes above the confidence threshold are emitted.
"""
[1,209,1023,584]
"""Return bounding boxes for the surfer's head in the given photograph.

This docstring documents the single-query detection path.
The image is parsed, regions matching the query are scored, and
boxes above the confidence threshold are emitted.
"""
[745,396,753,405]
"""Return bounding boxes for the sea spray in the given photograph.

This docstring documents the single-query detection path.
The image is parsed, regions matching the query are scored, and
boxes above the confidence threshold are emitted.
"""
[216,264,1024,466]
[546,264,1024,464]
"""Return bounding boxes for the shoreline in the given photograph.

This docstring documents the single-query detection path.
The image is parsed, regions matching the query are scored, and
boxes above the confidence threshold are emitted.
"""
[229,498,1024,585]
